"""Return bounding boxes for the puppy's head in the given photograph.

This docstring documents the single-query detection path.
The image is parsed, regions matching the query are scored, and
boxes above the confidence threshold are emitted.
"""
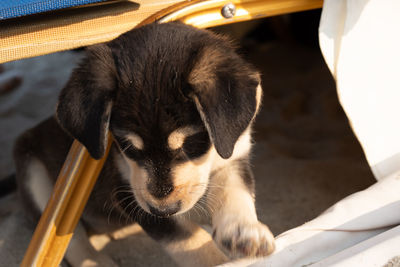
[57,22,261,217]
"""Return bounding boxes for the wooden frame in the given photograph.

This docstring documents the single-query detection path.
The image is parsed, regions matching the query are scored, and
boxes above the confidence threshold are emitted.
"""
[20,1,323,266]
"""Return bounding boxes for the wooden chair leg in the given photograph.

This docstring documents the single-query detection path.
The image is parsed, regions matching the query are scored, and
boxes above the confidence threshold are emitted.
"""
[21,135,112,267]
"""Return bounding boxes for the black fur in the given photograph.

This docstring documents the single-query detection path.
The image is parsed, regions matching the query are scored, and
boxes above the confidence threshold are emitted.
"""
[0,174,16,198]
[56,22,259,161]
[56,44,116,159]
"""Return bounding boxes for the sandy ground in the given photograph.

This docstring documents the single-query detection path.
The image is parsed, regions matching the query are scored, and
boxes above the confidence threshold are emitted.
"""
[0,18,376,266]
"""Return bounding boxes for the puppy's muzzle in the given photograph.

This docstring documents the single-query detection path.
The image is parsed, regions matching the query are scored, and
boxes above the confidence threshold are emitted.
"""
[148,182,174,199]
[148,201,181,217]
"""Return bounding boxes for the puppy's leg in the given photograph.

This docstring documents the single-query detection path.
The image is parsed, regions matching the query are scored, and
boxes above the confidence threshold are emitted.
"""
[139,215,228,266]
[18,158,117,267]
[209,161,275,257]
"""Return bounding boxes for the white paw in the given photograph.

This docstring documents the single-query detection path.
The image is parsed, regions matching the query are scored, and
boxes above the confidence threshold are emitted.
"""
[213,219,275,257]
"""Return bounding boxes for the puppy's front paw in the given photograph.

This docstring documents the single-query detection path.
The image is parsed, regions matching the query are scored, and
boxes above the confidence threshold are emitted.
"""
[213,219,275,258]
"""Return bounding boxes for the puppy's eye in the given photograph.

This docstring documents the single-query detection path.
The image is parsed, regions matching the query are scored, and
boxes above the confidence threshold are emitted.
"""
[179,132,211,160]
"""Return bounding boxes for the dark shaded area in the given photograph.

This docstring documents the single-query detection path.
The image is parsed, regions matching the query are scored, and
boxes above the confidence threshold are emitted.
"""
[213,11,376,234]
[0,174,16,198]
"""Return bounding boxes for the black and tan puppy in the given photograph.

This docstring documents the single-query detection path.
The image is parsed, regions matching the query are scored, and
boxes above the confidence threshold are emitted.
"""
[14,22,274,266]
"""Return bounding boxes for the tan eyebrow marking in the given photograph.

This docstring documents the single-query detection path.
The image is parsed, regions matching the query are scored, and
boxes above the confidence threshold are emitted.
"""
[168,126,201,150]
[126,133,144,150]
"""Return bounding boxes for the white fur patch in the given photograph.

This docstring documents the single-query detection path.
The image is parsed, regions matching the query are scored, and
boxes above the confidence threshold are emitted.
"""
[209,161,275,257]
[126,133,144,150]
[211,162,257,221]
[115,152,150,212]
[168,126,200,150]
[255,84,263,114]
[26,158,53,212]
[115,152,132,184]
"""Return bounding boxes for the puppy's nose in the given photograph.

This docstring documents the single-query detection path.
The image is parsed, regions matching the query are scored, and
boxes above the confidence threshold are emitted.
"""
[147,182,174,199]
[148,201,181,217]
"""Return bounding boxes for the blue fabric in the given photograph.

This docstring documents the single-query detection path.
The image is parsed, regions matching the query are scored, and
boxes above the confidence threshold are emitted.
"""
[0,0,108,20]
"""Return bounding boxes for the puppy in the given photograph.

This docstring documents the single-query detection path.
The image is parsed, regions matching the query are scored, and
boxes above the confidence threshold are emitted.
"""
[14,22,274,266]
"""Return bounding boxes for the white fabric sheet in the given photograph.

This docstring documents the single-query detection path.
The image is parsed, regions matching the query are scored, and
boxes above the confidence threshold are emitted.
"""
[221,172,400,267]
[319,0,400,180]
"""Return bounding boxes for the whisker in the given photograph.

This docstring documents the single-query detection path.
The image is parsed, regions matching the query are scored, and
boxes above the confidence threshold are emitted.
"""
[122,143,133,153]
[196,202,210,217]
[192,203,201,218]
[131,205,143,223]
[199,199,214,216]
[118,196,135,224]
[124,199,139,224]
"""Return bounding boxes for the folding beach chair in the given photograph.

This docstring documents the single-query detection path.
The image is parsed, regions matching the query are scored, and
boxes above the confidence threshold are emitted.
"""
[0,1,323,266]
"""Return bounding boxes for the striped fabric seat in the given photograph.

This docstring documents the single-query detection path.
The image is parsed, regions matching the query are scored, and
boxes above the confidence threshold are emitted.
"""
[0,0,107,20]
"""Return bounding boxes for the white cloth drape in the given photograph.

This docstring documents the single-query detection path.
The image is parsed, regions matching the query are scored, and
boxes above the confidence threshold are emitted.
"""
[319,0,400,180]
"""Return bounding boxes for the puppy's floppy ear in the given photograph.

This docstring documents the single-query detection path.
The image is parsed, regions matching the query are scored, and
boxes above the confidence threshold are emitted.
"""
[56,44,117,159]
[188,45,261,159]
